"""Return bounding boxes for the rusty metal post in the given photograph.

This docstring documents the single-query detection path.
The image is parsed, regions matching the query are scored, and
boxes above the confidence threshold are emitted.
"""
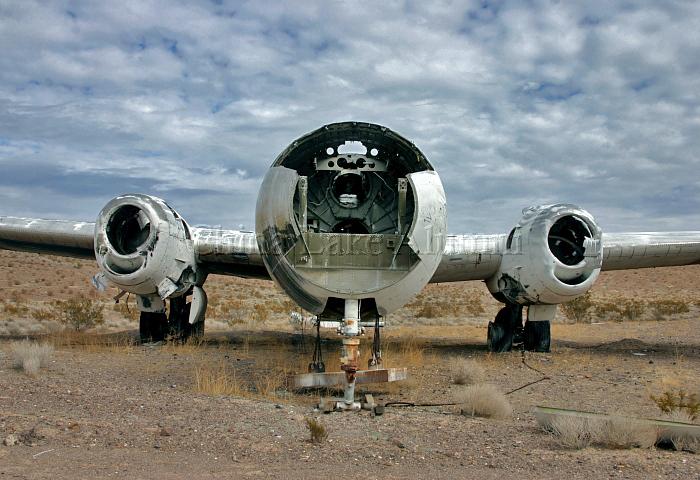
[340,337,360,406]
[338,299,361,409]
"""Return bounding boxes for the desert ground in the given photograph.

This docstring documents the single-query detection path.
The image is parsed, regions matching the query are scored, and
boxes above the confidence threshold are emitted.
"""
[1,249,699,479]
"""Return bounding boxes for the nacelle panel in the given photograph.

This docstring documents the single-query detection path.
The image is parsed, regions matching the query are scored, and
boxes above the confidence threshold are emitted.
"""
[486,204,603,305]
[94,194,200,299]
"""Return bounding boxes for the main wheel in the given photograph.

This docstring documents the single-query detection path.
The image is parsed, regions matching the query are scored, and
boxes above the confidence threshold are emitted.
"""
[168,296,204,342]
[487,321,513,352]
[523,320,551,352]
[139,312,168,343]
[487,305,523,352]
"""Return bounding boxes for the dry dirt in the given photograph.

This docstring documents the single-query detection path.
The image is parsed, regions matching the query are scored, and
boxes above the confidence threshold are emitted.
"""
[1,250,699,479]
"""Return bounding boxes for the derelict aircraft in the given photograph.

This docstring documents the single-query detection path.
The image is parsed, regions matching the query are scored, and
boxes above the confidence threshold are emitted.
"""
[2,122,700,408]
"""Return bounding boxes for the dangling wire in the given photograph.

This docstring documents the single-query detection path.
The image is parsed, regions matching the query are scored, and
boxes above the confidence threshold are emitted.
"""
[308,317,325,373]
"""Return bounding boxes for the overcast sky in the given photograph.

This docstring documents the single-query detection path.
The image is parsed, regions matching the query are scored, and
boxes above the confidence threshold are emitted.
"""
[1,1,699,234]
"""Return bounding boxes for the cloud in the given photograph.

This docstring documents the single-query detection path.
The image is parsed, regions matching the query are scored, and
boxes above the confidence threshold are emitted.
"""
[1,0,699,234]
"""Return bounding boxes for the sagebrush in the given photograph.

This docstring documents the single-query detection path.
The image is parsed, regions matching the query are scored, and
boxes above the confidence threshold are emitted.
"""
[456,384,512,419]
[545,415,656,450]
[10,340,54,376]
[560,292,595,323]
[305,417,328,444]
[54,297,105,331]
[651,389,699,421]
[450,358,485,386]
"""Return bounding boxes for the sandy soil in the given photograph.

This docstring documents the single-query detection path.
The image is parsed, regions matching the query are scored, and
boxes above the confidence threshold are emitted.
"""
[1,250,699,479]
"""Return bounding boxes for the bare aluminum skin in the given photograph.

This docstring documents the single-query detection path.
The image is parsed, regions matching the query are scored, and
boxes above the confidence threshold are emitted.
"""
[255,122,447,316]
[93,194,200,299]
[3,218,700,283]
[485,204,603,305]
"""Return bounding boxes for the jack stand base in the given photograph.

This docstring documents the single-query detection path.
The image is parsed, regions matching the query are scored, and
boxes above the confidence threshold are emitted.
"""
[290,367,408,389]
[319,394,376,413]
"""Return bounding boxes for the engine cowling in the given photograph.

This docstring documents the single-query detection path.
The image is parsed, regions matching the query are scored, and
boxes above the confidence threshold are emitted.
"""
[486,204,603,305]
[255,122,447,319]
[94,194,200,306]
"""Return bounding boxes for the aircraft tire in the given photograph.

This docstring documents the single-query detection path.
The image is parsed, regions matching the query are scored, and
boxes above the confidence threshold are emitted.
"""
[139,311,168,343]
[168,296,204,342]
[523,320,550,352]
[487,321,513,352]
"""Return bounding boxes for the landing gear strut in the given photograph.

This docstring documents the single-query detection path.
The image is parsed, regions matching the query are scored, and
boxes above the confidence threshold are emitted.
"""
[138,287,207,344]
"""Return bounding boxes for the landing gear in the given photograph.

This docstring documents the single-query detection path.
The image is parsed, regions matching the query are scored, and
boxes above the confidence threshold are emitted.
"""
[521,304,554,352]
[137,287,207,344]
[487,304,522,352]
[523,320,550,352]
[168,296,204,342]
[487,304,553,353]
[139,311,168,343]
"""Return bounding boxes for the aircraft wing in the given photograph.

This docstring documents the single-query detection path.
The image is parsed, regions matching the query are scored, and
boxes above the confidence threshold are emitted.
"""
[3,216,700,283]
[430,231,700,283]
[0,216,95,259]
[0,216,269,279]
[599,232,700,271]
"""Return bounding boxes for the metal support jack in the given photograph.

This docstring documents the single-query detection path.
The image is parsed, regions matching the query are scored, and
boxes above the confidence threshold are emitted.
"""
[289,300,407,412]
[337,299,361,410]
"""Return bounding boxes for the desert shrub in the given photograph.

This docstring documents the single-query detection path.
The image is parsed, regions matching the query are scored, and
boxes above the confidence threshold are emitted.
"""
[668,434,699,454]
[450,358,485,386]
[546,416,656,450]
[113,299,139,322]
[416,304,436,318]
[595,299,644,322]
[456,384,512,419]
[1,299,30,316]
[193,363,246,396]
[22,357,41,376]
[648,299,690,320]
[305,417,328,444]
[594,417,657,449]
[560,292,595,323]
[461,293,485,316]
[10,340,54,376]
[31,307,55,322]
[53,297,105,331]
[547,416,593,449]
[651,389,699,421]
[252,304,270,323]
[618,300,644,320]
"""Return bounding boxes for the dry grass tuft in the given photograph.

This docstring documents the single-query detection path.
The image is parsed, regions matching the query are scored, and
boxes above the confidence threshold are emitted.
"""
[456,384,512,419]
[305,417,328,444]
[450,358,485,385]
[546,416,657,450]
[193,362,246,396]
[668,434,699,454]
[10,340,54,376]
[595,417,657,449]
[548,416,594,449]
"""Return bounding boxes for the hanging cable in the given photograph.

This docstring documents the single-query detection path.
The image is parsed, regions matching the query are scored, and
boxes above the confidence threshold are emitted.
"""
[308,317,325,373]
[369,315,382,368]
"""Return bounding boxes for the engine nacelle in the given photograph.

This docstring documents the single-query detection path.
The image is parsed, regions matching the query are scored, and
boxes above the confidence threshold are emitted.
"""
[256,122,447,319]
[94,194,199,305]
[486,204,603,305]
